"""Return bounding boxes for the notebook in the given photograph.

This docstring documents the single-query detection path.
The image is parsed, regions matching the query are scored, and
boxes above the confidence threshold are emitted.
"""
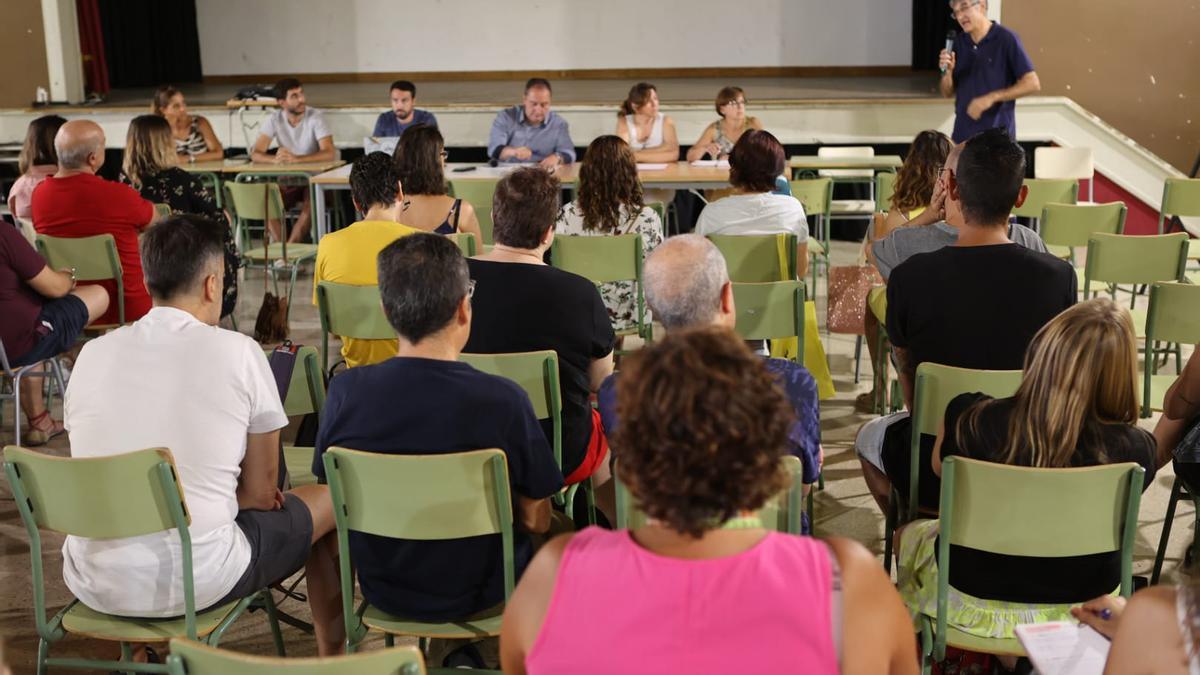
[1014,621,1109,675]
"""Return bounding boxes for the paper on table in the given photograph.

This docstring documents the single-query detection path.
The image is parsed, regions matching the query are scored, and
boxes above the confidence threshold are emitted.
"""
[1014,622,1109,675]
[689,159,731,169]
[636,163,670,171]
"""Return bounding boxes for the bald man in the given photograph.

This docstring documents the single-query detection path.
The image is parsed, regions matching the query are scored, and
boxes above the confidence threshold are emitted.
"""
[32,119,157,324]
[596,235,823,524]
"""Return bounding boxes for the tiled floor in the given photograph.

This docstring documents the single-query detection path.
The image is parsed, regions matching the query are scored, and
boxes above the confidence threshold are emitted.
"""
[0,240,1189,673]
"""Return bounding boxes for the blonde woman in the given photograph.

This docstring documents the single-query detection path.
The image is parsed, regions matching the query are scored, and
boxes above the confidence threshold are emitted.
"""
[686,86,763,162]
[120,115,238,317]
[151,85,223,162]
[896,298,1156,653]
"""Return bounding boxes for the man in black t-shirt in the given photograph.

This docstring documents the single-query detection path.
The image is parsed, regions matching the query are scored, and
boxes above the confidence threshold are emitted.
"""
[313,234,563,624]
[855,129,1075,514]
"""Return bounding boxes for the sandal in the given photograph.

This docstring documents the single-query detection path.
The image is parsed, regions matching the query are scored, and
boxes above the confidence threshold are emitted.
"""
[24,410,65,447]
[854,391,878,414]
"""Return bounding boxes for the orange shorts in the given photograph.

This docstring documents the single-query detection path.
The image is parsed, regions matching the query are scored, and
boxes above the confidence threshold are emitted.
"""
[563,408,609,485]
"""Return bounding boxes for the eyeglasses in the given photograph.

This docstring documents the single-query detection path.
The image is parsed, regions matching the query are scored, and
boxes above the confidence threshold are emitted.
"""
[949,0,980,17]
[467,279,476,299]
[439,150,449,160]
[723,99,747,108]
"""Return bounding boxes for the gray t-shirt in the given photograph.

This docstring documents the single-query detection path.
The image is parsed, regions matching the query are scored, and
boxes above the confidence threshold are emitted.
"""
[259,108,332,156]
[872,221,1046,280]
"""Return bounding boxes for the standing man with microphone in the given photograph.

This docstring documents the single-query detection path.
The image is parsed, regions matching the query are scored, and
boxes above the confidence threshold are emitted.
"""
[939,0,1040,143]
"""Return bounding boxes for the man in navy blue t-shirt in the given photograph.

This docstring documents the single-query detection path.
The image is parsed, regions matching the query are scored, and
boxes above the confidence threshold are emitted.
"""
[313,233,563,622]
[939,0,1040,142]
[372,80,438,137]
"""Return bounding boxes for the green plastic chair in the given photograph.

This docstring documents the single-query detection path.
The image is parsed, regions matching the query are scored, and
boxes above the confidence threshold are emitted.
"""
[1141,283,1200,417]
[316,281,396,370]
[1158,178,1200,234]
[166,638,427,675]
[922,457,1143,667]
[550,234,646,339]
[445,232,477,257]
[731,280,807,366]
[3,445,284,674]
[224,181,318,315]
[615,455,805,533]
[448,179,498,246]
[1011,178,1078,226]
[1083,232,1188,333]
[36,233,125,326]
[875,172,896,214]
[790,178,833,290]
[882,363,1023,573]
[263,345,326,488]
[1039,202,1126,268]
[322,447,513,661]
[708,233,798,283]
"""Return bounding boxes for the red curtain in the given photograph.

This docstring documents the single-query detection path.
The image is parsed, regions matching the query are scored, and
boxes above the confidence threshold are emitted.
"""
[76,0,109,96]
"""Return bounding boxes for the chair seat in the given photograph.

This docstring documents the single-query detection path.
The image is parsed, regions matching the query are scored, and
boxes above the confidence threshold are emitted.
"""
[61,598,243,642]
[1187,270,1200,285]
[284,445,318,487]
[362,604,503,639]
[1046,244,1072,260]
[943,625,1027,657]
[242,243,318,262]
[830,199,876,215]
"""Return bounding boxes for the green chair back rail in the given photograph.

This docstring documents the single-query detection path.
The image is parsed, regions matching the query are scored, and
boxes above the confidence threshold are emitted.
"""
[731,280,807,365]
[1011,178,1078,219]
[709,233,798,283]
[460,351,562,468]
[1143,282,1200,417]
[875,172,896,214]
[316,281,396,369]
[1159,178,1200,234]
[789,178,834,219]
[1039,202,1126,249]
[550,234,647,337]
[924,457,1144,664]
[446,232,477,257]
[448,179,498,246]
[35,233,125,323]
[224,181,287,222]
[167,638,427,674]
[1083,232,1188,293]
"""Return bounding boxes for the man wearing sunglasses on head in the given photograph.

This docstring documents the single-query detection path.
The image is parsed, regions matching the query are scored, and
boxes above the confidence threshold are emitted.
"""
[939,0,1040,143]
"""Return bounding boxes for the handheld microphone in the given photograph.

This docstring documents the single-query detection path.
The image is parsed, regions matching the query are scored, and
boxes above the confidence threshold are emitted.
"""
[488,145,503,167]
[941,31,955,74]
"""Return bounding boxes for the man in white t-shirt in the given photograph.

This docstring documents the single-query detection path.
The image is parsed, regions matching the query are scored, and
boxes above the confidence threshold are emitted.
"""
[250,77,337,244]
[63,214,345,656]
[695,129,809,278]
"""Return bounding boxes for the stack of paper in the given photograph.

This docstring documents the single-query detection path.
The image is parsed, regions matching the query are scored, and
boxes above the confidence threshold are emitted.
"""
[689,159,730,169]
[636,163,669,171]
[1014,622,1109,675]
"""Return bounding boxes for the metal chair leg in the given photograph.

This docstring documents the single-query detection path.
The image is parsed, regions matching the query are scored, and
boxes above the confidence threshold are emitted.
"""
[853,335,863,384]
[884,496,897,574]
[1152,477,1183,584]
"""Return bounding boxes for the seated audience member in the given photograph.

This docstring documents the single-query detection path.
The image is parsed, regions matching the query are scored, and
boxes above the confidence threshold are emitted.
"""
[63,215,344,655]
[120,114,239,318]
[685,86,762,161]
[391,125,483,242]
[314,152,420,368]
[555,135,663,333]
[1074,583,1200,673]
[501,327,918,675]
[1,218,107,445]
[467,168,616,489]
[615,82,679,164]
[487,78,575,169]
[898,298,1155,644]
[8,115,66,228]
[250,78,336,243]
[873,130,953,240]
[696,130,809,278]
[597,235,821,511]
[32,119,156,325]
[855,128,1076,515]
[151,85,224,163]
[1153,347,1200,495]
[313,234,562,628]
[372,80,437,137]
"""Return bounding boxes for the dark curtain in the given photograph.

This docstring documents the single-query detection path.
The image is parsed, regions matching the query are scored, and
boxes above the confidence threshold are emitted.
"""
[77,0,110,95]
[97,0,202,88]
[912,0,956,70]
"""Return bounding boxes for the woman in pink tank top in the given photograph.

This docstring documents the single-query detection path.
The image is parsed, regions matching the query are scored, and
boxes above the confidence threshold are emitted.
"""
[501,327,917,675]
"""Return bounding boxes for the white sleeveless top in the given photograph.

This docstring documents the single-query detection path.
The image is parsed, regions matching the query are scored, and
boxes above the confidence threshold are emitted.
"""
[1177,586,1200,674]
[624,112,664,150]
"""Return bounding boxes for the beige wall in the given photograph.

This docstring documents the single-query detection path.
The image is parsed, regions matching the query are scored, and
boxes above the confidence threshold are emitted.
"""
[1005,0,1199,172]
[0,0,49,108]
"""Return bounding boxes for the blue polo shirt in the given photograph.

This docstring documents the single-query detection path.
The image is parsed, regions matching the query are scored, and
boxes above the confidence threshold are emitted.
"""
[372,108,438,137]
[951,22,1035,142]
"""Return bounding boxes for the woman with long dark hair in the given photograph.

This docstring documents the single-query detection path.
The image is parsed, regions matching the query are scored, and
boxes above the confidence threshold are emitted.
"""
[391,124,483,243]
[8,115,67,226]
[151,85,223,163]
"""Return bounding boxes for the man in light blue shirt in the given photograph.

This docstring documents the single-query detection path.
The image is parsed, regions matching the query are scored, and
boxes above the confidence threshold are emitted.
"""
[487,78,575,168]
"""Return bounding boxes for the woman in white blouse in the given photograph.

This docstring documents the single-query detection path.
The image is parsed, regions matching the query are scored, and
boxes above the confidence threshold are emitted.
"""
[615,83,680,164]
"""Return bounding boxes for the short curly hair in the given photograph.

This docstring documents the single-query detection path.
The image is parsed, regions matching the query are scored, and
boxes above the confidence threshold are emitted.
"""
[492,167,561,249]
[614,326,793,538]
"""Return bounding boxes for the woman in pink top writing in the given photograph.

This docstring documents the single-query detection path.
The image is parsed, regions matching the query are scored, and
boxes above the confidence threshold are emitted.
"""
[501,326,917,675]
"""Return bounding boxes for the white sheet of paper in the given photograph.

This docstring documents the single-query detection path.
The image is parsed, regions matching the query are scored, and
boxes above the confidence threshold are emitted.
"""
[689,159,730,169]
[1015,622,1109,675]
[636,163,670,171]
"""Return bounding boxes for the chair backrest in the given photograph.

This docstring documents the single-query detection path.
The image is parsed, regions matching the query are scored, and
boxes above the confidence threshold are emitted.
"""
[550,234,642,284]
[167,638,426,675]
[1034,147,1095,181]
[460,351,562,466]
[615,455,805,533]
[1084,232,1188,292]
[3,445,187,539]
[1161,178,1200,219]
[875,172,897,213]
[1039,202,1126,249]
[1146,282,1200,346]
[316,282,396,341]
[35,233,122,283]
[788,178,833,219]
[731,281,806,364]
[817,145,874,178]
[223,181,286,222]
[448,179,498,245]
[445,232,477,257]
[708,233,797,283]
[265,345,326,417]
[1011,178,1079,218]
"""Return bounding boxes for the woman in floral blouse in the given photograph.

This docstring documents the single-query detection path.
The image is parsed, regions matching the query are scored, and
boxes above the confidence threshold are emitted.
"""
[120,115,240,319]
[555,135,664,334]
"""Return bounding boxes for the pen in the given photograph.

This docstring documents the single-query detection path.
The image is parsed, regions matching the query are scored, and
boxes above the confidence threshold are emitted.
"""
[1099,608,1112,620]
